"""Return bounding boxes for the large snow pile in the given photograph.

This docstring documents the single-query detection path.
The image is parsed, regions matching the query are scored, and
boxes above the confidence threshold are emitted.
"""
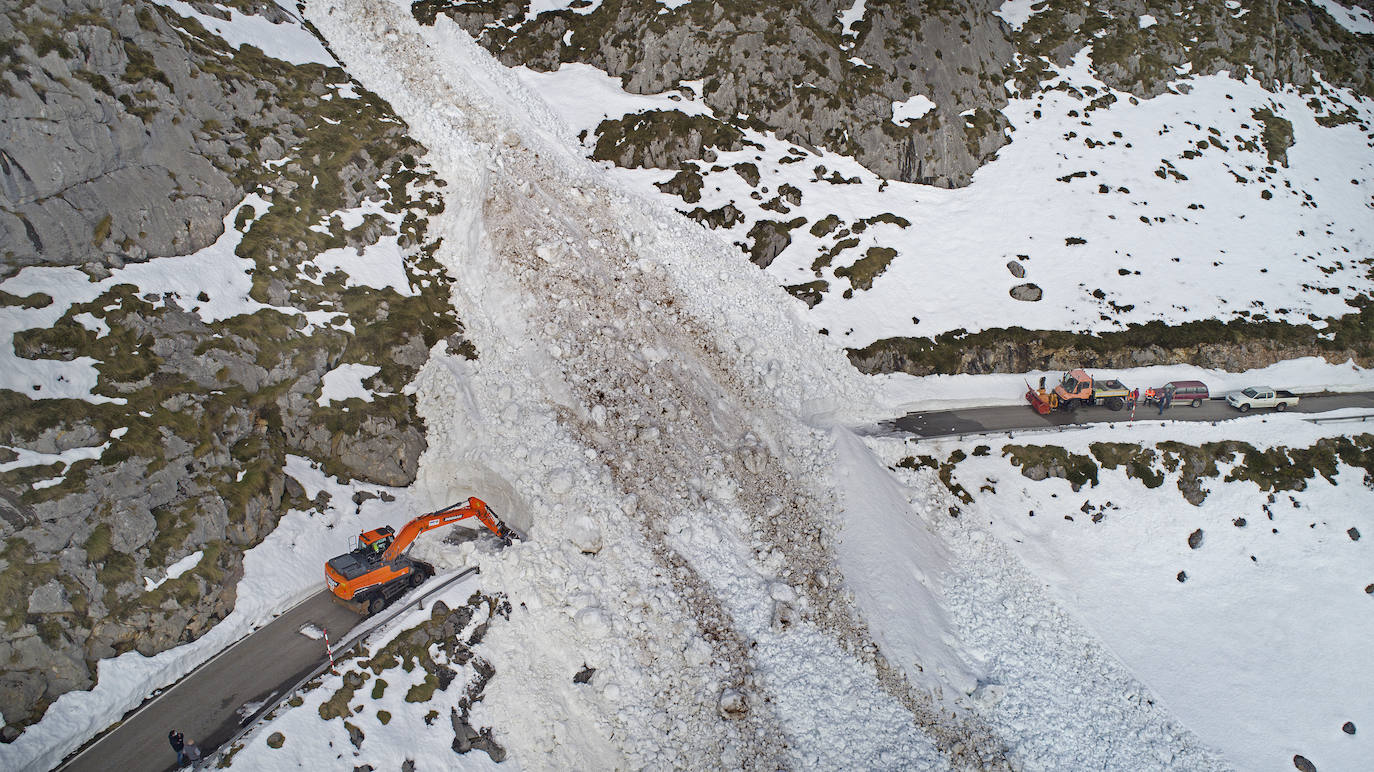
[247,0,1234,769]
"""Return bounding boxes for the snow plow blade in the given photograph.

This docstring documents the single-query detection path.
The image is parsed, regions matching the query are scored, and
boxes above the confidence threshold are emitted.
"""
[1026,382,1053,415]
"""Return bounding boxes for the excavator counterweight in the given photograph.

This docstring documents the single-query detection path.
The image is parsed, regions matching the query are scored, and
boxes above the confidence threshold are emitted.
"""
[324,497,514,614]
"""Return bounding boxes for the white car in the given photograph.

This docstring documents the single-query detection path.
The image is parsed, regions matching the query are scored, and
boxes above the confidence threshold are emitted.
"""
[1226,386,1299,412]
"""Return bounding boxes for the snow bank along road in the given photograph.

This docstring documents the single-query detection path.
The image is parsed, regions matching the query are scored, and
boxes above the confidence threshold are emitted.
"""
[889,392,1374,439]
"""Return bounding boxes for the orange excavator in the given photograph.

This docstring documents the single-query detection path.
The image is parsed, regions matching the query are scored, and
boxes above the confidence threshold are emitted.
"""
[325,497,515,614]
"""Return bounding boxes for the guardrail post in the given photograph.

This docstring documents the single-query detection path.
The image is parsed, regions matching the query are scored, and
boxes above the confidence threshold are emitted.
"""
[324,627,337,675]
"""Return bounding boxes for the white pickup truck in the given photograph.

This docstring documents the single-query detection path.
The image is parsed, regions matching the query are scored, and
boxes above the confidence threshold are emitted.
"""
[1226,386,1300,412]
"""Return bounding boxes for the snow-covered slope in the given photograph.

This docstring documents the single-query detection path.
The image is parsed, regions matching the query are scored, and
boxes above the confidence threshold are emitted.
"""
[220,1,1237,768]
[9,2,1369,770]
[511,32,1374,348]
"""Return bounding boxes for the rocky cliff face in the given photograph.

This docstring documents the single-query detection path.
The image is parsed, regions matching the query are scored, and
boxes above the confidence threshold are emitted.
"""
[847,304,1374,376]
[0,0,470,738]
[415,0,1016,188]
[1010,0,1373,101]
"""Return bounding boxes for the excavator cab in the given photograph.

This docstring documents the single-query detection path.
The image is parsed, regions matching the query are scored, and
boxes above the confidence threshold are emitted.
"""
[359,526,396,559]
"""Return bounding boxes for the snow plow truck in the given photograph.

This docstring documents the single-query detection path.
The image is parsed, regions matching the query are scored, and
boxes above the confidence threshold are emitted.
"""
[325,497,515,614]
[1026,369,1132,414]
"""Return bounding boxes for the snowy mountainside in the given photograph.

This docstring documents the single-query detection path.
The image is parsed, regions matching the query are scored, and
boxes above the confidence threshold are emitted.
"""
[0,0,1369,770]
[511,38,1374,357]
[428,0,1374,377]
[221,1,1231,769]
[0,0,472,744]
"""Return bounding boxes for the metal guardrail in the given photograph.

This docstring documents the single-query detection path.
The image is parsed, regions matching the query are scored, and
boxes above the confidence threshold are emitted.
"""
[206,566,480,765]
[1304,413,1374,425]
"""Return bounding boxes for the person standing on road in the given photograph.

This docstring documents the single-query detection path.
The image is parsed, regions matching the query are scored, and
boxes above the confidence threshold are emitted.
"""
[169,729,186,766]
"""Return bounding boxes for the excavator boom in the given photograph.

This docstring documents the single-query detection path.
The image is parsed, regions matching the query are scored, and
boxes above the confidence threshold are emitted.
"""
[381,497,509,562]
[325,496,515,614]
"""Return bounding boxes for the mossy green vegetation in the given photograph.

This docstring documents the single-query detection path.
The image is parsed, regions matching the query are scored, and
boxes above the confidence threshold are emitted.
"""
[995,435,1374,504]
[319,670,368,720]
[1002,444,1100,491]
[834,246,896,291]
[897,450,973,504]
[591,110,749,170]
[1251,107,1294,167]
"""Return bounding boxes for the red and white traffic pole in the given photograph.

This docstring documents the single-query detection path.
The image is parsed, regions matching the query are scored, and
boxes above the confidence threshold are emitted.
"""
[323,627,337,674]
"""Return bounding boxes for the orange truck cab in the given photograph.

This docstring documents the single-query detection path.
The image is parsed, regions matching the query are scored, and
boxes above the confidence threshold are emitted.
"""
[1052,369,1094,404]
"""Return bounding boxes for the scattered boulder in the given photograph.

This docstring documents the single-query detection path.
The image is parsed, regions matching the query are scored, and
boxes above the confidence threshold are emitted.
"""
[344,721,365,751]
[1293,754,1317,772]
[1342,721,1356,735]
[1233,517,1247,527]
[1348,527,1361,541]
[1188,529,1204,549]
[1009,283,1043,302]
[573,665,596,685]
[451,707,478,753]
[1176,571,1188,583]
[267,732,285,749]
[471,729,506,763]
[1006,260,1025,278]
[27,581,72,614]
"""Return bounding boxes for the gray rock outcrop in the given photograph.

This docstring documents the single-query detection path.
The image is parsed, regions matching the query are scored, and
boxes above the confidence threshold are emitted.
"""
[0,0,471,737]
[417,0,1015,188]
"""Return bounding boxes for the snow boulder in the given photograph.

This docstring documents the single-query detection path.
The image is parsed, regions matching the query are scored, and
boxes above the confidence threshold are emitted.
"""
[717,688,747,719]
[568,515,602,554]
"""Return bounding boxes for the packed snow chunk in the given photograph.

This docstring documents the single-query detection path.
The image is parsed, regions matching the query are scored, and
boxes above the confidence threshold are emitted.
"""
[767,581,796,603]
[548,468,575,495]
[317,363,382,406]
[1139,13,1158,28]
[717,688,747,718]
[770,600,798,632]
[143,550,204,591]
[891,94,936,124]
[297,624,324,640]
[568,515,602,554]
[574,606,611,637]
[684,637,712,667]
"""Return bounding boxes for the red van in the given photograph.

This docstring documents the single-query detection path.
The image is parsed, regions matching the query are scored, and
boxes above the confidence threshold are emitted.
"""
[1155,380,1210,407]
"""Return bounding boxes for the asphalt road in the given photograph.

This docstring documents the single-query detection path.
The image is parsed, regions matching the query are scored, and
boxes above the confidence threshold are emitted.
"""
[887,392,1374,439]
[60,591,361,772]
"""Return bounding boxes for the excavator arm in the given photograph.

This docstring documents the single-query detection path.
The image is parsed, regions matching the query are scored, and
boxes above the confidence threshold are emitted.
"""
[380,497,511,563]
